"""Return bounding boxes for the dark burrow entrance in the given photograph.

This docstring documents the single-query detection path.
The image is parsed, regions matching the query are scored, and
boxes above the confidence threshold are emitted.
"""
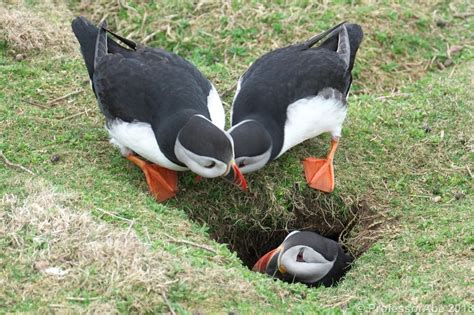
[176,155,383,286]
[208,196,377,282]
[232,226,351,270]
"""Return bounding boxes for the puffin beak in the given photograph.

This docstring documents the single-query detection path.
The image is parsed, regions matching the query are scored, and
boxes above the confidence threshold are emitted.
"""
[224,161,248,191]
[252,244,284,273]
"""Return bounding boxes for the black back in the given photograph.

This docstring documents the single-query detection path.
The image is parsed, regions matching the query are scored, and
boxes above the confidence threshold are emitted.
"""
[232,23,363,159]
[71,17,213,164]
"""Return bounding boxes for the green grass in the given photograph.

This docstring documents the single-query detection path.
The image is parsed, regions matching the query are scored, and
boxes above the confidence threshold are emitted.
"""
[1,0,473,313]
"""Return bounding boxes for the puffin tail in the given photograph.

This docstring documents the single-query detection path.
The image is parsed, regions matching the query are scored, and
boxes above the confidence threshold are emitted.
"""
[72,16,135,80]
[319,23,364,73]
[346,24,364,72]
[71,16,100,81]
[94,20,108,70]
[303,21,347,48]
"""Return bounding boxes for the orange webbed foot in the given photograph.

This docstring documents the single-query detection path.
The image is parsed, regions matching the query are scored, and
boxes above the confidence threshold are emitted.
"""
[194,175,203,184]
[303,157,335,193]
[127,155,178,202]
[302,138,339,193]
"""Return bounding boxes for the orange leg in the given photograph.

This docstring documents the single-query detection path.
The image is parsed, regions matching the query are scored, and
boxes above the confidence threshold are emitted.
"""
[126,155,178,202]
[302,138,339,193]
[194,175,203,183]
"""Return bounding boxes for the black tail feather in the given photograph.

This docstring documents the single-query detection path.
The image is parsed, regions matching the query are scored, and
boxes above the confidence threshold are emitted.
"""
[102,27,137,50]
[303,21,347,48]
[94,21,108,69]
[71,16,134,80]
[336,25,350,71]
[318,23,364,73]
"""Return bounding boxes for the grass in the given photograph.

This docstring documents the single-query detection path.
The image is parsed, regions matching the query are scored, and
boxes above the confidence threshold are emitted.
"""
[1,0,473,313]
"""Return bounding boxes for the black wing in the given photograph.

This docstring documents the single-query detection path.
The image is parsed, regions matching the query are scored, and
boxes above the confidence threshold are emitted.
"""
[92,47,212,162]
[238,23,363,102]
[92,47,211,123]
[232,46,348,158]
[232,23,363,158]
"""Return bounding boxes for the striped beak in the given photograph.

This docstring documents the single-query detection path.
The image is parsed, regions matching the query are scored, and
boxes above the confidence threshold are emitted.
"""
[252,245,284,273]
[224,161,248,191]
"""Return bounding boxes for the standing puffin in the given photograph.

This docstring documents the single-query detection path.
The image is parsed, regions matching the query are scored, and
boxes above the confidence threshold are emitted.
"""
[229,22,363,192]
[72,17,247,201]
[252,231,353,287]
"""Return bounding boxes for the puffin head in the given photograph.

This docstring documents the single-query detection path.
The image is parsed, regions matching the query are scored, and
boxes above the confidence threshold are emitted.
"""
[228,120,273,174]
[277,243,336,284]
[174,115,247,189]
[253,231,352,286]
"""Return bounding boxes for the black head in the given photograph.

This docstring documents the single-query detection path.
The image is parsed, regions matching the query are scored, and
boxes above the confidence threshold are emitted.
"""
[255,231,353,287]
[281,231,340,261]
[175,115,234,178]
[228,120,272,173]
[277,231,353,286]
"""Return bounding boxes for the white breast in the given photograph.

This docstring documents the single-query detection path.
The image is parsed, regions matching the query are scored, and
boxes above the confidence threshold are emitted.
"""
[107,119,187,171]
[277,93,347,158]
[207,84,225,130]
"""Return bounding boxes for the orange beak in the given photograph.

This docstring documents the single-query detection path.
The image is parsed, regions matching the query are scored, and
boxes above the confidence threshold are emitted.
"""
[224,162,248,191]
[252,245,283,273]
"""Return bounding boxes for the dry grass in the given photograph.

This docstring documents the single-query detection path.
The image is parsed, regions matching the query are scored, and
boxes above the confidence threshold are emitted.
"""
[0,179,257,312]
[0,0,76,56]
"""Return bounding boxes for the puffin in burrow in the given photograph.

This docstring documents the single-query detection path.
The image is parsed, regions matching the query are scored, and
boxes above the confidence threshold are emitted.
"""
[71,17,247,201]
[253,231,353,287]
[229,22,363,192]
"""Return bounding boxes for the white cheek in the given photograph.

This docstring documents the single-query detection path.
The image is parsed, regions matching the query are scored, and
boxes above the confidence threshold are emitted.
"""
[235,149,271,174]
[188,162,227,178]
[175,140,227,178]
[239,163,262,174]
[280,246,335,283]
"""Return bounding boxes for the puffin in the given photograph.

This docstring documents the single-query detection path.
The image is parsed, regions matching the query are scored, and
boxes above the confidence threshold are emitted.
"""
[229,22,363,192]
[252,231,353,287]
[71,17,247,201]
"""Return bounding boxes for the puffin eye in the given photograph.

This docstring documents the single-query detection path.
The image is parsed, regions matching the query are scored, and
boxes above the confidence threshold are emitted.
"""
[204,161,216,168]
[238,161,246,168]
[296,248,305,262]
